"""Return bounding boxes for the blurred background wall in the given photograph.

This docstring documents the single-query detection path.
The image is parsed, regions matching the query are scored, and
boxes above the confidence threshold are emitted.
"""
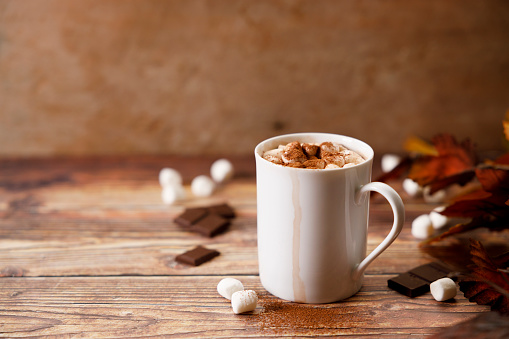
[0,0,508,157]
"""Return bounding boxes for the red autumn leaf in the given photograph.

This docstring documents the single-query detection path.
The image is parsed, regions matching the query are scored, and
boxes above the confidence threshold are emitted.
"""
[441,168,509,219]
[408,134,476,191]
[459,239,509,314]
[476,167,509,193]
[426,170,476,195]
[424,167,509,243]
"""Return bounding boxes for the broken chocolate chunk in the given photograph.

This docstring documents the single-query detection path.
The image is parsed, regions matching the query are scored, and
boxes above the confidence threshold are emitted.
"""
[175,246,220,266]
[409,262,450,283]
[388,262,451,298]
[388,272,430,298]
[191,214,230,237]
[207,203,235,219]
[174,207,208,227]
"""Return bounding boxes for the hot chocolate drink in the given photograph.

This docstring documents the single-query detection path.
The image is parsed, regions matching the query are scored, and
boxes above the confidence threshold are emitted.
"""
[262,141,365,169]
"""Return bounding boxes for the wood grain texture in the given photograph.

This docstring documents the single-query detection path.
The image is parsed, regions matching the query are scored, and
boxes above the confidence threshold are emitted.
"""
[0,156,489,337]
[0,276,486,338]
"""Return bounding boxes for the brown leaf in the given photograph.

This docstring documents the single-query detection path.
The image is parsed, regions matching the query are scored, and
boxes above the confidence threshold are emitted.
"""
[408,134,476,187]
[430,167,509,242]
[459,239,509,314]
[476,167,509,193]
[427,170,476,195]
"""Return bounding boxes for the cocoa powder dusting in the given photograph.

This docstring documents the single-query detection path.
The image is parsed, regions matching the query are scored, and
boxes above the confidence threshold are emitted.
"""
[263,141,365,170]
[248,294,371,335]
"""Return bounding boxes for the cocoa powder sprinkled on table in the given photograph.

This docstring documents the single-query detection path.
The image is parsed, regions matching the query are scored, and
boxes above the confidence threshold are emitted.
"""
[251,294,371,334]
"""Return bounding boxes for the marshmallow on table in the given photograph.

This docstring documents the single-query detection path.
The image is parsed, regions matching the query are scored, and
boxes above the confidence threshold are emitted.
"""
[161,185,186,204]
[217,278,244,300]
[159,168,182,187]
[411,214,434,239]
[211,159,234,183]
[231,290,258,314]
[403,178,422,197]
[191,175,216,197]
[430,278,457,301]
[423,186,447,204]
[381,154,402,173]
[430,206,449,229]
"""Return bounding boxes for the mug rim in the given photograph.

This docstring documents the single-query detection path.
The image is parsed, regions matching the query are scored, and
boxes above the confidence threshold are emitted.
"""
[254,132,374,171]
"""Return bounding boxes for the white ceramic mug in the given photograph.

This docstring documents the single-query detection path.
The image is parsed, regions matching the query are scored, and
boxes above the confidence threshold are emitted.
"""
[255,133,405,303]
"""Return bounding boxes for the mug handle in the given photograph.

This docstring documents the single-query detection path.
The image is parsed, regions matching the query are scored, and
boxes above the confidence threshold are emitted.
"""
[353,182,405,280]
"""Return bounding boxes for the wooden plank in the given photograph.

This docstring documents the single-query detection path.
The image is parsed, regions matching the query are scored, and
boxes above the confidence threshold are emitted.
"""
[0,156,435,277]
[0,156,492,337]
[0,275,489,338]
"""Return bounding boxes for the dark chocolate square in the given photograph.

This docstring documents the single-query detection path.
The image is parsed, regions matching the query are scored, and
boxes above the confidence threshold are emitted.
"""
[174,207,208,227]
[388,272,430,297]
[175,246,220,266]
[191,214,230,237]
[409,262,449,283]
[207,203,235,219]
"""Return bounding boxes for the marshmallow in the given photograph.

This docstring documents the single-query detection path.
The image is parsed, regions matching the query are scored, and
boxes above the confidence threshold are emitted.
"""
[231,290,258,314]
[430,206,449,229]
[191,175,216,197]
[319,142,345,155]
[282,142,307,164]
[342,163,356,168]
[403,178,422,197]
[161,185,186,204]
[343,150,364,165]
[211,159,234,183]
[263,149,283,164]
[301,143,319,157]
[423,186,447,204]
[411,214,434,239]
[159,168,182,188]
[430,278,457,301]
[323,154,345,167]
[325,163,341,170]
[217,278,244,300]
[381,154,402,173]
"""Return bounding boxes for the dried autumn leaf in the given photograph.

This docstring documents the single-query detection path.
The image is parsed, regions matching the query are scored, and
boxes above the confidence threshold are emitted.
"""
[408,134,476,190]
[459,239,509,314]
[426,167,509,243]
[404,136,438,156]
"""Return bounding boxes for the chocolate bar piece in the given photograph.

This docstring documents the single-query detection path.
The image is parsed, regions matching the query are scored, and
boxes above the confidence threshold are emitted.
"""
[175,246,220,266]
[174,207,208,227]
[388,272,430,297]
[388,262,450,297]
[409,262,449,283]
[191,214,230,237]
[207,203,235,219]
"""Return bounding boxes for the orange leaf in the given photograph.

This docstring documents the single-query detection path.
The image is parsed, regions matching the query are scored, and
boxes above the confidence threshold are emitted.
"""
[404,136,438,156]
[408,134,476,187]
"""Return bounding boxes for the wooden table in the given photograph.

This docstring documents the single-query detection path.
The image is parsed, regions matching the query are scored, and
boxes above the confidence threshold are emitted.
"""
[0,156,489,337]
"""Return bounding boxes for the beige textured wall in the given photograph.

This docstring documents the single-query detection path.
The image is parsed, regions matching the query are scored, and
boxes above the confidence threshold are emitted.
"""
[0,0,508,156]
